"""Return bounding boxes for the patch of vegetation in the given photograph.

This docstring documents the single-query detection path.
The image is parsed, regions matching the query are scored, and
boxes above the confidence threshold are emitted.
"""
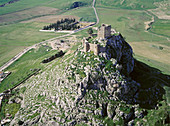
[0,0,11,5]
[151,44,164,50]
[134,100,169,125]
[70,2,88,9]
[19,87,26,94]
[103,117,115,126]
[0,99,7,120]
[43,18,80,30]
[150,19,170,38]
[37,94,45,102]
[42,50,64,63]
[76,123,89,126]
[28,113,40,119]
[5,103,21,118]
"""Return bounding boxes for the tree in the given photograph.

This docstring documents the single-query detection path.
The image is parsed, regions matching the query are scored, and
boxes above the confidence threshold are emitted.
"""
[88,28,93,35]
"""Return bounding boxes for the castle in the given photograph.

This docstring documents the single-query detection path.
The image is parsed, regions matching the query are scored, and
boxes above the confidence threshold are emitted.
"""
[82,24,112,55]
[97,24,111,39]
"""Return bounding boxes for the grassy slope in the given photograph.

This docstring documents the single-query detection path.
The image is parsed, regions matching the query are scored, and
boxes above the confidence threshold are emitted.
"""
[0,45,59,93]
[96,8,169,44]
[150,19,170,38]
[63,7,96,22]
[0,0,93,67]
[96,0,165,10]
[0,0,92,15]
[0,22,65,66]
[0,0,54,15]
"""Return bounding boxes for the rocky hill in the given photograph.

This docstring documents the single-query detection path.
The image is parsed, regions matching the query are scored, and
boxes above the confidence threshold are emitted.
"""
[1,34,169,126]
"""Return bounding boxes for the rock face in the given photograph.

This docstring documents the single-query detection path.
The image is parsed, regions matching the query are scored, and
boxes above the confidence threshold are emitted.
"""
[8,34,168,126]
[106,34,134,75]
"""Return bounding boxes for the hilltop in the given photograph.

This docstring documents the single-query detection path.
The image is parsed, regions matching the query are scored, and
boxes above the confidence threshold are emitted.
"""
[0,0,169,125]
[0,24,169,125]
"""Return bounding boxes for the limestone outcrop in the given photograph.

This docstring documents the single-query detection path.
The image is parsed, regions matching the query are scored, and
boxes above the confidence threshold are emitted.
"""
[106,34,134,75]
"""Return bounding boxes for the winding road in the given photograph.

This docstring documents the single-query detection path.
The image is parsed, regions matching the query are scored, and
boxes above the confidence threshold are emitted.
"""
[0,0,99,71]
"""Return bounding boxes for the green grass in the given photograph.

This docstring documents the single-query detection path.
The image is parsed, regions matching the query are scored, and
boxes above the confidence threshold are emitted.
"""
[96,8,169,44]
[45,0,92,10]
[5,103,21,118]
[63,7,96,22]
[150,19,170,38]
[0,45,59,93]
[164,86,170,104]
[0,0,11,5]
[0,22,65,66]
[28,113,40,119]
[0,0,54,15]
[0,0,92,15]
[96,0,165,10]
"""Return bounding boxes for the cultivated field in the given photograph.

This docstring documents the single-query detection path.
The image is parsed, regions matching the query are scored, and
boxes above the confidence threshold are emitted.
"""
[150,19,170,38]
[0,6,59,25]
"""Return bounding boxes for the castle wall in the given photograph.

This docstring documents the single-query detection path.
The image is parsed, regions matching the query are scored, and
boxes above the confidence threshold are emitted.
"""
[104,25,111,38]
[84,42,90,52]
[97,24,111,39]
[83,24,111,55]
[99,46,106,53]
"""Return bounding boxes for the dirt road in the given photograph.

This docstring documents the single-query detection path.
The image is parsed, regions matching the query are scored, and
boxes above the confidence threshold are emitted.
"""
[0,0,99,71]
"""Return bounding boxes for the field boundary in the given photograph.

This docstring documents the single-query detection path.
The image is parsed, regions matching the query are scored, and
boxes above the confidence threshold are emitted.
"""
[0,0,99,71]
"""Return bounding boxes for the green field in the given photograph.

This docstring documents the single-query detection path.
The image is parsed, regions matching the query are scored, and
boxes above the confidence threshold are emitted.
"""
[0,45,59,93]
[63,7,96,22]
[96,0,165,10]
[150,19,170,38]
[0,22,65,66]
[0,0,92,15]
[0,0,94,67]
[96,8,169,44]
[0,0,11,5]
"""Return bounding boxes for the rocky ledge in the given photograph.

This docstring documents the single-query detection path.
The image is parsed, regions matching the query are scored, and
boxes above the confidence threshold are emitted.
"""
[4,34,169,126]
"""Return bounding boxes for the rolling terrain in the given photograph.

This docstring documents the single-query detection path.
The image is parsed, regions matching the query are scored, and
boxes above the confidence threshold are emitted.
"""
[0,0,169,125]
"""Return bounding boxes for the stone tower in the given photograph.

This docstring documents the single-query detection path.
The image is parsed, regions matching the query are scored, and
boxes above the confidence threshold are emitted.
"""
[84,42,90,52]
[97,24,111,39]
[94,44,100,55]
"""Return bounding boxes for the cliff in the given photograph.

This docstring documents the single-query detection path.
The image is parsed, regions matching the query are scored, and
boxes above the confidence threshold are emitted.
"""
[2,34,168,125]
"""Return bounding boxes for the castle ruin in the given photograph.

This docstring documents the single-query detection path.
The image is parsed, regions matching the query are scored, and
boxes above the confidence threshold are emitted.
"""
[82,24,112,55]
[97,24,111,39]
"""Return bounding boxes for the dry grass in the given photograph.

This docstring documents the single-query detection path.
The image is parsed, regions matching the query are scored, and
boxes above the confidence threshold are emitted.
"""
[0,6,59,24]
[129,42,170,66]
[21,15,80,23]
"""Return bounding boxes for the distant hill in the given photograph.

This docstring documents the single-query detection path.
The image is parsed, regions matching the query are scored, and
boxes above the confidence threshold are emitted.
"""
[96,0,167,10]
